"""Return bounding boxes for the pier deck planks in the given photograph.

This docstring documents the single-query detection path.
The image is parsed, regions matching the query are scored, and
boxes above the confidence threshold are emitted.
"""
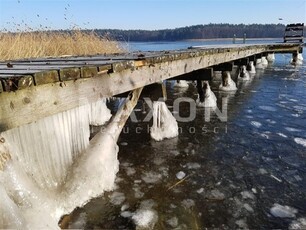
[0,43,302,132]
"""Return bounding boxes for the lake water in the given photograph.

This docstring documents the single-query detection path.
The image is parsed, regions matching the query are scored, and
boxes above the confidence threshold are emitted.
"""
[68,41,306,229]
[124,38,283,52]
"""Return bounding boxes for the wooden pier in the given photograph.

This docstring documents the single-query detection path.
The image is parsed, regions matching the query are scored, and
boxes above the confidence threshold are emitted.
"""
[0,43,303,132]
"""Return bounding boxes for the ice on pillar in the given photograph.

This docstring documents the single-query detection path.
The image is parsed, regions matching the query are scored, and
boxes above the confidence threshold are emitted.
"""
[0,89,142,229]
[196,81,217,108]
[238,65,251,81]
[150,101,179,141]
[248,61,256,74]
[89,98,112,126]
[255,58,265,69]
[219,71,237,91]
[2,104,92,190]
[291,53,304,65]
[174,80,189,88]
[261,56,268,66]
[267,53,275,62]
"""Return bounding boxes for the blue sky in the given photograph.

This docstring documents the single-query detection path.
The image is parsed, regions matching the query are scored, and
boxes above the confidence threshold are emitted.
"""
[0,0,305,31]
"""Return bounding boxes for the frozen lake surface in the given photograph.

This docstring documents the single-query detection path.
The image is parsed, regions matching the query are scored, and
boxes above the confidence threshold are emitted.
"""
[68,41,306,229]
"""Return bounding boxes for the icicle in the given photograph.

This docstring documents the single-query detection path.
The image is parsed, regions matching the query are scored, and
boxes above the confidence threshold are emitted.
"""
[150,102,179,141]
[0,89,143,229]
[89,98,112,126]
[60,88,143,215]
[2,104,91,190]
[196,81,217,108]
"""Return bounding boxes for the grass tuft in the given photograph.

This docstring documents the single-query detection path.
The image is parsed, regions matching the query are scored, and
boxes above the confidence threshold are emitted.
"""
[0,30,123,61]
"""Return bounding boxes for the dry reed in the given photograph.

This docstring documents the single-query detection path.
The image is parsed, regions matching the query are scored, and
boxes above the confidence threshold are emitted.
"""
[0,30,123,61]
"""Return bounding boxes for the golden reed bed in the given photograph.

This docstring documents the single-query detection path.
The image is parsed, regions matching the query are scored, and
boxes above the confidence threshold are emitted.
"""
[0,30,123,61]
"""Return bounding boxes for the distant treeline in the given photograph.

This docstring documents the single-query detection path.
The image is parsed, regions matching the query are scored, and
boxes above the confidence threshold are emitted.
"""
[88,24,294,42]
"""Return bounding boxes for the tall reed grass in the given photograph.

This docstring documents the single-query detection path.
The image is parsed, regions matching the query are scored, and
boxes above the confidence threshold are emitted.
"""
[0,30,123,61]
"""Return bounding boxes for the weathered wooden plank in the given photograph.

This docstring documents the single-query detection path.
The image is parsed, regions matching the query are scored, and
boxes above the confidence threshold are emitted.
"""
[111,61,135,73]
[60,68,81,81]
[18,75,34,90]
[1,60,116,66]
[0,81,3,93]
[34,70,60,85]
[98,65,112,74]
[81,66,98,78]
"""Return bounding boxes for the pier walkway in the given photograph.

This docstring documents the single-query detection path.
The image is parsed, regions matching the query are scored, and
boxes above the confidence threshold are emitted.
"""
[0,43,302,132]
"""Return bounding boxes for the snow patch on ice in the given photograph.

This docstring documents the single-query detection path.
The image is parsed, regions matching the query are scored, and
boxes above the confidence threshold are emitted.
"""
[251,121,262,128]
[132,209,158,229]
[241,191,255,200]
[121,211,133,218]
[294,138,306,147]
[176,171,186,180]
[289,218,306,229]
[277,133,288,138]
[259,106,277,112]
[207,189,225,200]
[167,217,178,228]
[243,203,254,213]
[258,168,268,175]
[286,127,302,132]
[235,219,248,229]
[141,172,162,184]
[110,192,126,205]
[125,167,136,176]
[270,203,298,218]
[181,199,195,209]
[185,162,201,169]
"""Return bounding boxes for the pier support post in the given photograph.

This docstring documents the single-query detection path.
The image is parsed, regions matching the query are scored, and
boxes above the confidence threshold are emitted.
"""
[291,51,303,65]
[196,80,204,103]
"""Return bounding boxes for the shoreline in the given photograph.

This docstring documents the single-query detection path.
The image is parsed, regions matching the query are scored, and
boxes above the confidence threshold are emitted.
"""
[125,38,283,43]
[183,37,282,41]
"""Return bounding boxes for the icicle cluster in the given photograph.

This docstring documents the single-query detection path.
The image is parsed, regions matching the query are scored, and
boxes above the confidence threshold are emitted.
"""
[150,101,179,141]
[0,98,115,229]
